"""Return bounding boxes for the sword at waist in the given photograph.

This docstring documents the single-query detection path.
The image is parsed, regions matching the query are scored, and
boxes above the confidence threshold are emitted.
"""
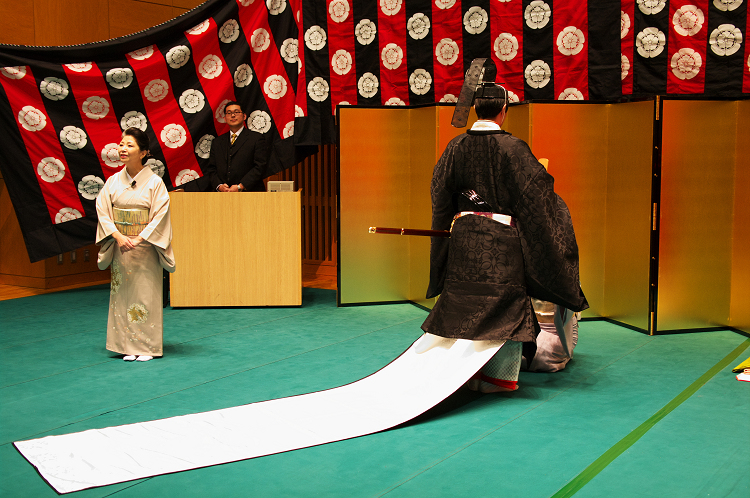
[368,227,451,238]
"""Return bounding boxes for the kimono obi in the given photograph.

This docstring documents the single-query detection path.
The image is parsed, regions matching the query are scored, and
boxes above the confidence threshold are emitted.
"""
[113,208,149,236]
[451,211,516,231]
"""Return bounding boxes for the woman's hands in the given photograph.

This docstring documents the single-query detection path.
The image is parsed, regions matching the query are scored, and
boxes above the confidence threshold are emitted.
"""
[113,232,143,252]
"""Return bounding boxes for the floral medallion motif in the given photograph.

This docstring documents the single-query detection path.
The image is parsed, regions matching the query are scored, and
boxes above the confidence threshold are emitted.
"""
[268,0,287,15]
[494,33,518,61]
[557,26,585,56]
[355,20,376,45]
[106,68,133,89]
[637,0,666,15]
[709,24,743,56]
[187,20,210,35]
[146,158,165,177]
[621,11,631,39]
[65,63,92,73]
[305,26,327,51]
[220,20,240,43]
[37,157,65,183]
[330,0,350,22]
[175,169,199,185]
[636,27,666,58]
[1,66,26,79]
[525,1,551,30]
[295,105,304,117]
[82,96,110,120]
[408,13,430,40]
[264,75,288,99]
[161,124,187,149]
[60,126,87,150]
[215,99,232,124]
[144,79,170,102]
[283,121,294,139]
[18,106,46,131]
[40,77,69,100]
[251,29,271,52]
[179,89,205,113]
[331,50,353,75]
[713,0,743,11]
[101,143,123,168]
[78,175,104,200]
[55,207,82,224]
[436,38,459,66]
[248,110,273,133]
[558,88,584,100]
[380,0,402,16]
[308,77,330,102]
[281,39,299,64]
[199,55,223,79]
[440,94,458,103]
[129,46,154,60]
[234,64,254,87]
[435,0,456,9]
[409,69,432,95]
[120,111,148,131]
[358,73,379,98]
[166,46,191,69]
[464,6,488,35]
[525,60,551,89]
[670,48,702,80]
[673,5,704,36]
[127,303,149,324]
[385,97,405,105]
[621,54,631,80]
[194,134,215,159]
[381,43,403,70]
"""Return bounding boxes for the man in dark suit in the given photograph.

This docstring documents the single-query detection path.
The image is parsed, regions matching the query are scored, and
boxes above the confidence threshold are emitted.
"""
[204,101,269,192]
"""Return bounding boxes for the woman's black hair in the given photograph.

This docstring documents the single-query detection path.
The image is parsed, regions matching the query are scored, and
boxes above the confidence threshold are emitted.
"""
[122,127,150,161]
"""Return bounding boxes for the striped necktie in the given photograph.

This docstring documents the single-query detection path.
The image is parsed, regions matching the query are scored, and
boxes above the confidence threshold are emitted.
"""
[230,133,237,145]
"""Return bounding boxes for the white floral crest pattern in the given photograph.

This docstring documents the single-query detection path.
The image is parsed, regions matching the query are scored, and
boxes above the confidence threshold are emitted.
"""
[673,5,704,37]
[308,77,330,102]
[636,27,666,58]
[144,79,170,102]
[436,38,460,66]
[670,48,702,80]
[106,68,133,89]
[305,26,327,51]
[558,88,584,100]
[1,66,26,79]
[18,106,46,131]
[329,0,350,22]
[82,96,110,120]
[281,38,299,63]
[621,11,631,39]
[295,105,304,117]
[385,97,405,106]
[358,73,378,98]
[129,47,154,60]
[55,208,82,224]
[78,175,104,200]
[435,0,456,9]
[187,20,210,35]
[194,134,215,159]
[161,124,187,149]
[101,143,122,168]
[175,170,199,186]
[234,64,254,87]
[215,99,232,123]
[60,126,87,150]
[179,89,205,113]
[331,50,353,75]
[199,55,223,79]
[713,0,743,11]
[440,94,457,103]
[409,69,432,95]
[146,158,165,177]
[637,0,666,15]
[65,63,92,73]
[120,111,148,131]
[525,1,551,30]
[283,121,294,138]
[268,0,287,15]
[166,46,191,69]
[146,157,166,177]
[264,75,288,99]
[464,6,488,35]
[408,13,430,40]
[621,54,631,80]
[494,33,519,61]
[507,90,520,103]
[381,43,404,70]
[710,24,743,56]
[40,77,69,101]
[248,110,273,133]
[252,28,271,52]
[220,20,240,43]
[525,60,551,89]
[37,157,65,183]
[557,26,585,56]
[356,20,377,45]
[380,0,402,16]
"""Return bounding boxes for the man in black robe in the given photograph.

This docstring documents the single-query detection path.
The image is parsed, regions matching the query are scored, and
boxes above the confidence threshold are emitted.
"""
[421,89,588,393]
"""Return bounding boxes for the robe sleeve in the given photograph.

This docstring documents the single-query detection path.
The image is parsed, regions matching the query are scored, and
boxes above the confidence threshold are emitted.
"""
[140,177,176,273]
[514,158,589,312]
[95,178,117,270]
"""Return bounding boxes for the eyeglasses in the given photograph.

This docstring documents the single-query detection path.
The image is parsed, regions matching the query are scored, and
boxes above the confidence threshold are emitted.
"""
[225,110,243,116]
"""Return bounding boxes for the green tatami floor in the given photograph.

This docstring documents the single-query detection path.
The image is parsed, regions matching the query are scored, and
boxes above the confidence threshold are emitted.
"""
[1,286,748,497]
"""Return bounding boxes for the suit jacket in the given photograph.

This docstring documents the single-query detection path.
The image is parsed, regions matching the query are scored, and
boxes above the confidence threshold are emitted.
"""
[204,128,268,192]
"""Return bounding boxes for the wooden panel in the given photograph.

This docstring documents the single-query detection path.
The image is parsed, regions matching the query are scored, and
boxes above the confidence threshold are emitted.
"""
[172,0,207,10]
[33,0,110,46]
[108,0,175,39]
[0,3,35,45]
[731,100,750,333]
[169,192,302,307]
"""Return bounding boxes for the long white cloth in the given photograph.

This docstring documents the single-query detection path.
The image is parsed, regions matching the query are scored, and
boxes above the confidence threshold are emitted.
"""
[14,335,502,494]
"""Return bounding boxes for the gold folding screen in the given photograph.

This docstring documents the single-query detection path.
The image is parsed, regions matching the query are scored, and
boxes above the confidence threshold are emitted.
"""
[337,101,748,334]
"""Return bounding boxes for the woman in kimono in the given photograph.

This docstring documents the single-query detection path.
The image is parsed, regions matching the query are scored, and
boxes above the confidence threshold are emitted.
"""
[422,91,588,392]
[95,128,176,362]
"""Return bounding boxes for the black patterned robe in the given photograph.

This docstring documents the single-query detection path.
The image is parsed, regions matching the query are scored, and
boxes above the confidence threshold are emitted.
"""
[421,128,588,343]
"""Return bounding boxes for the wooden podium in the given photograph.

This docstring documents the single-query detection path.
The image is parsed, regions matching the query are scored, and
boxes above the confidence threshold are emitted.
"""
[169,191,302,307]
